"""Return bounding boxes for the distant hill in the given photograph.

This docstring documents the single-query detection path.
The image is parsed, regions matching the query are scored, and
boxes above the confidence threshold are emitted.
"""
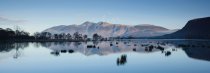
[43,21,177,38]
[159,17,210,39]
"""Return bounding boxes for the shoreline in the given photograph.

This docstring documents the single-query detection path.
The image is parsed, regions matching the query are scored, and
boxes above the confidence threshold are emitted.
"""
[1,39,210,43]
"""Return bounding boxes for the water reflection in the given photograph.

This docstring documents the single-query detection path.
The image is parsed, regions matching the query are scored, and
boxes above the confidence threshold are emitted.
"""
[0,42,29,59]
[117,54,127,66]
[1,40,210,62]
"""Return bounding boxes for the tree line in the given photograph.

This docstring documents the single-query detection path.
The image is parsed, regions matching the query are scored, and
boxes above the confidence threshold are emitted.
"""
[0,28,107,41]
[33,31,105,41]
[0,28,34,40]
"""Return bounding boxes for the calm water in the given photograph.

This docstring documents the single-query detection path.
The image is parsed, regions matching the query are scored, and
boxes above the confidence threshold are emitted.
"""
[0,39,210,73]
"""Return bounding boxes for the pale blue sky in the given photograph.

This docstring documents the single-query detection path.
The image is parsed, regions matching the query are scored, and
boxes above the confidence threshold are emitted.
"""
[0,0,210,34]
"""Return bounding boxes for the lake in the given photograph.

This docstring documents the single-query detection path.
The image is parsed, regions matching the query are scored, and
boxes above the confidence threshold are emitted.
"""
[0,39,210,73]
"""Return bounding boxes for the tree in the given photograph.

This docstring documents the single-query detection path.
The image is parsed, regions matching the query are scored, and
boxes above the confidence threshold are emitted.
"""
[60,33,66,39]
[15,30,21,36]
[78,34,83,40]
[20,31,29,36]
[83,34,88,40]
[34,32,41,39]
[45,32,52,39]
[58,34,63,39]
[54,34,59,39]
[0,28,9,40]
[6,28,15,37]
[66,33,72,40]
[93,33,100,41]
[73,32,79,40]
[0,28,32,40]
[37,32,51,39]
[6,28,13,31]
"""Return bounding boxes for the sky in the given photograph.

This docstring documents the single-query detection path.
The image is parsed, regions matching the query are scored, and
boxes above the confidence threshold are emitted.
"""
[0,0,210,34]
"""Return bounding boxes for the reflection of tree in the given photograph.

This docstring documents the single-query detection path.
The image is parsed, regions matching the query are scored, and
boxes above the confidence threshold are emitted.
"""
[0,42,29,59]
[38,42,75,56]
[73,42,82,48]
[93,41,100,45]
[0,42,28,52]
[40,42,52,48]
[165,51,171,56]
[117,54,127,66]
[0,42,15,52]
[14,43,29,59]
[34,42,41,48]
[39,42,73,48]
[51,51,60,56]
[13,48,21,59]
[15,42,29,49]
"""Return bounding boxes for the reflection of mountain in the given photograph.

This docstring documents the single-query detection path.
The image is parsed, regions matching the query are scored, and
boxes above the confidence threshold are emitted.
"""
[41,41,139,56]
[0,40,210,62]
[40,40,173,56]
[40,40,210,62]
[160,17,210,39]
[166,40,210,61]
[183,48,210,61]
[43,22,177,37]
[175,40,210,61]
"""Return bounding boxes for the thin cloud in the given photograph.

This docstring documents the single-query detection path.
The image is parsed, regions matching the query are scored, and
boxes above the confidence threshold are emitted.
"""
[0,16,27,25]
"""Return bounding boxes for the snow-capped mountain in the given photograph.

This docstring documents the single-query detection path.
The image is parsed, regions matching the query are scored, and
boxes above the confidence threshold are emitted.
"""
[43,21,178,38]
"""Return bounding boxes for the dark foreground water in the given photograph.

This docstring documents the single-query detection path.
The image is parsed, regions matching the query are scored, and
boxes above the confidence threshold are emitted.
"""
[0,39,210,73]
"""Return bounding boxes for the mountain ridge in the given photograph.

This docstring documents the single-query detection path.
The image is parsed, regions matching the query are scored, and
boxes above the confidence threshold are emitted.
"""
[159,17,210,39]
[43,21,178,38]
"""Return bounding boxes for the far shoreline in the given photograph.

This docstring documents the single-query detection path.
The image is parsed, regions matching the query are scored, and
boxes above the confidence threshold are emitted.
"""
[1,39,210,43]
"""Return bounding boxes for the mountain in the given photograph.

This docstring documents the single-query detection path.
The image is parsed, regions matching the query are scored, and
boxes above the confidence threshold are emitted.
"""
[160,17,210,39]
[122,24,178,37]
[43,21,177,38]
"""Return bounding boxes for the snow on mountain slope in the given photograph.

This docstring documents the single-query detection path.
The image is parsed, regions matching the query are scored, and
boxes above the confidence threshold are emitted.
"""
[43,21,178,37]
